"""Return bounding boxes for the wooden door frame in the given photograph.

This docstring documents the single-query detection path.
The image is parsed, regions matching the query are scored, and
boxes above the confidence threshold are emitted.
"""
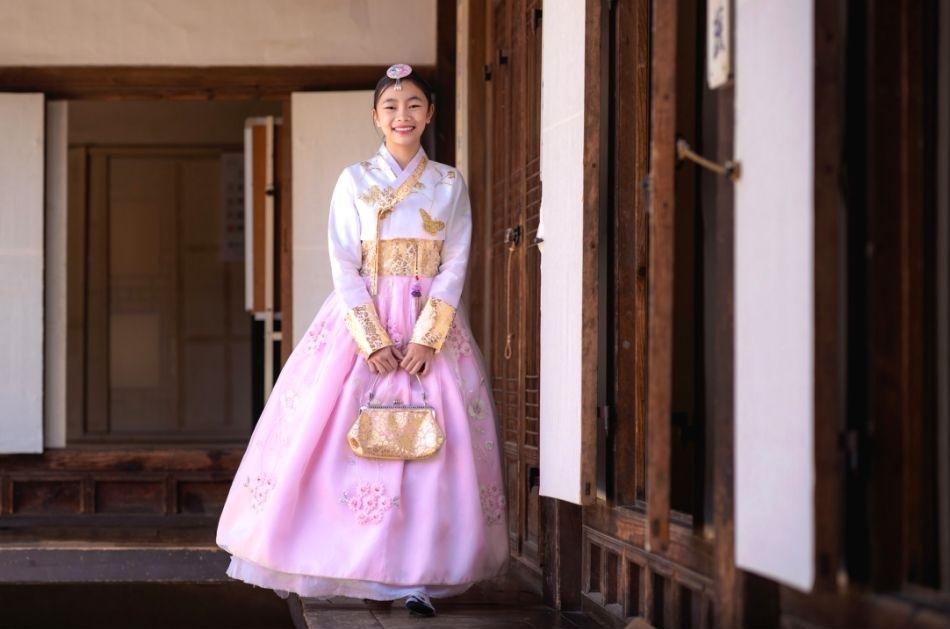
[577,0,742,625]
[71,144,248,445]
[482,0,543,575]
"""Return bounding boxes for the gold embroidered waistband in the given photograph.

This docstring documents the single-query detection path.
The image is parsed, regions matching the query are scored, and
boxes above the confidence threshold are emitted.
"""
[360,238,442,278]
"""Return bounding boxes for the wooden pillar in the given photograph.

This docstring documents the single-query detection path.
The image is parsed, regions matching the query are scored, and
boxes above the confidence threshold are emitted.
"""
[279,99,293,365]
[541,497,583,610]
[436,0,458,166]
[645,0,677,554]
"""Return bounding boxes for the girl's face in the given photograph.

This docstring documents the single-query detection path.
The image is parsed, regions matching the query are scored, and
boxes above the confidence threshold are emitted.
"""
[372,81,434,149]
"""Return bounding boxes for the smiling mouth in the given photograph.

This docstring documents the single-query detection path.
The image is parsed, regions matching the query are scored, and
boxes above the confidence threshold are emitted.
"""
[393,126,416,133]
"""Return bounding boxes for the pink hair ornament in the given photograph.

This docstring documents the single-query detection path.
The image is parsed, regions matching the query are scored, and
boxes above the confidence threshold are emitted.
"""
[386,63,412,90]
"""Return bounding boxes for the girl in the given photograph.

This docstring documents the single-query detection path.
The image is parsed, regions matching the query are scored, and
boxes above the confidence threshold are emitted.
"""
[216,64,509,618]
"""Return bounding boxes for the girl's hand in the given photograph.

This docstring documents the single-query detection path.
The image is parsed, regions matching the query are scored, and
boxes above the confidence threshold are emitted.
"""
[400,343,435,375]
[367,345,404,375]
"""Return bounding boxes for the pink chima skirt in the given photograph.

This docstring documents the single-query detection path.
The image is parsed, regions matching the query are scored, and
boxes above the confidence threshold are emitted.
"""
[216,274,509,600]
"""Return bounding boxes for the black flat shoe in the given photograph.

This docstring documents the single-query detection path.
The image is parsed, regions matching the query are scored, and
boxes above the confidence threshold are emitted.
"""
[405,591,436,617]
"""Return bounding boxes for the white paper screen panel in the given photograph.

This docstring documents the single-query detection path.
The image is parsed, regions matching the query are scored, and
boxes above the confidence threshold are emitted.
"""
[0,93,45,454]
[291,91,378,347]
[734,0,815,592]
[538,0,587,505]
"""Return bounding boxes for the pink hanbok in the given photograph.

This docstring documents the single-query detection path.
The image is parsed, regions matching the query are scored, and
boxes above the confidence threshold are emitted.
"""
[216,144,509,601]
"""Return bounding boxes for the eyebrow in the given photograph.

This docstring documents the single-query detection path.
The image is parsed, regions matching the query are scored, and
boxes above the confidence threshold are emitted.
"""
[381,96,424,104]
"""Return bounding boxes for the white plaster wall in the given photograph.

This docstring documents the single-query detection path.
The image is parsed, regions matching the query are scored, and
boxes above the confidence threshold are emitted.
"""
[291,91,379,346]
[734,0,815,593]
[0,93,45,453]
[0,0,436,66]
[537,0,586,505]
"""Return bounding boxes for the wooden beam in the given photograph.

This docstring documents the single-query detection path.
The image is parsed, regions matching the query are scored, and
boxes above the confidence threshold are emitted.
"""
[0,65,437,100]
[610,0,652,509]
[464,0,490,347]
[436,0,458,165]
[279,99,293,365]
[812,0,846,592]
[541,497,583,610]
[65,147,88,444]
[646,0,677,553]
[0,447,243,472]
[708,2,739,623]
[866,0,905,592]
[897,0,934,588]
[581,0,605,506]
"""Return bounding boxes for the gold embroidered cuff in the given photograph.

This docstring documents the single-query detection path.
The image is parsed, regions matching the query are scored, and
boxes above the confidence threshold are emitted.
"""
[410,297,456,352]
[344,302,393,357]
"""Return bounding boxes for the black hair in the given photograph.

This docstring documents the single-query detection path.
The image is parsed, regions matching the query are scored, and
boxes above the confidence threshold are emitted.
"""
[372,69,436,108]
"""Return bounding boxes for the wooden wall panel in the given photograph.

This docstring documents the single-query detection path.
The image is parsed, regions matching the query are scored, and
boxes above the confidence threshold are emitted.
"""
[11,481,82,515]
[0,448,241,540]
[177,481,230,515]
[95,481,165,514]
[582,526,714,627]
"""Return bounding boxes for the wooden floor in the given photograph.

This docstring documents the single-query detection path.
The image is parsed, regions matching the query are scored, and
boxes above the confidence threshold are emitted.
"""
[291,570,603,629]
[0,582,295,628]
[0,558,604,629]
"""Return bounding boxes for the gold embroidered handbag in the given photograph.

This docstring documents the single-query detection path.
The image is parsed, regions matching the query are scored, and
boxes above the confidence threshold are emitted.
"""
[347,373,445,460]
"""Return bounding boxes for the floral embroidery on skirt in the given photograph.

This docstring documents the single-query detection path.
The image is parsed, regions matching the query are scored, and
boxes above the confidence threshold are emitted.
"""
[341,481,400,525]
[479,484,506,525]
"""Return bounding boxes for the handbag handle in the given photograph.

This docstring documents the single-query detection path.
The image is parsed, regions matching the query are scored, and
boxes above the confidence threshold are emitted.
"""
[364,372,428,406]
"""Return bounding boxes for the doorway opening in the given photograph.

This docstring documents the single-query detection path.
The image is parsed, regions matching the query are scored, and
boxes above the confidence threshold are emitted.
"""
[65,99,282,445]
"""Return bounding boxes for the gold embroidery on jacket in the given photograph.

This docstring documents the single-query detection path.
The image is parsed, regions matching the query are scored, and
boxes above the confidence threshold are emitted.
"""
[360,239,442,278]
[356,157,429,295]
[357,157,429,220]
[419,208,445,235]
[358,186,398,220]
[410,297,456,353]
[432,166,457,189]
[344,302,393,356]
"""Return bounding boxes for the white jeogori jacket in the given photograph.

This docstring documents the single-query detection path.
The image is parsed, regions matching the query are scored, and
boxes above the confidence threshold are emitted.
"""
[327,143,472,356]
